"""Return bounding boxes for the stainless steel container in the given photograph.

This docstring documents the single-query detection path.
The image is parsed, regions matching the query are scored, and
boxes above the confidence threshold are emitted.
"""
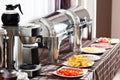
[19,24,42,44]
[0,28,7,69]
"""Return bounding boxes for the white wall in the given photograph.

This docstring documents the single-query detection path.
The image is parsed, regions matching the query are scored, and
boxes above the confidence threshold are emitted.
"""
[81,0,97,38]
[87,0,96,38]
[112,0,120,38]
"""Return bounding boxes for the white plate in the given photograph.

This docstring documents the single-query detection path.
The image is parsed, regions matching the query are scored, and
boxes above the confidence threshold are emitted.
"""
[109,38,120,44]
[81,54,101,61]
[81,47,106,54]
[91,43,113,49]
[52,66,88,78]
[62,61,94,68]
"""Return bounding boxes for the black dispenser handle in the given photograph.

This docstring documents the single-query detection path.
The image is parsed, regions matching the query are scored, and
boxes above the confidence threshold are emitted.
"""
[14,4,23,14]
[37,35,48,48]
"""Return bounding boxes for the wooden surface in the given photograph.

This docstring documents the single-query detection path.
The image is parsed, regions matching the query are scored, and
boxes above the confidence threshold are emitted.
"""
[31,39,120,80]
[96,0,112,37]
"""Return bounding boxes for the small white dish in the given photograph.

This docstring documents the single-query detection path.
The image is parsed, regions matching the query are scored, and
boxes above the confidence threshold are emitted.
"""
[109,38,120,44]
[81,47,106,54]
[81,54,101,61]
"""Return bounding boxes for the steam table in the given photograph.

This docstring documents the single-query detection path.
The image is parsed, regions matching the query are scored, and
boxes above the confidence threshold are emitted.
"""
[31,38,120,80]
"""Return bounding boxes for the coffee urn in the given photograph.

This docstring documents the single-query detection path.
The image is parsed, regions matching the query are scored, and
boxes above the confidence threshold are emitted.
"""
[0,24,42,78]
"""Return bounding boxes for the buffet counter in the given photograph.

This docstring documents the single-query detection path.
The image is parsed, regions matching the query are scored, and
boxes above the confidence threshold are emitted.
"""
[31,38,120,80]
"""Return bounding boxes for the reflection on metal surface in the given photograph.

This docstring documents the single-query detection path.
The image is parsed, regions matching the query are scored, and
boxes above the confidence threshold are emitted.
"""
[0,5,92,72]
[30,6,92,63]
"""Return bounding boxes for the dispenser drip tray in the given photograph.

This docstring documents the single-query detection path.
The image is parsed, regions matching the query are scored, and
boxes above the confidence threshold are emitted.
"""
[19,64,41,78]
[20,64,36,70]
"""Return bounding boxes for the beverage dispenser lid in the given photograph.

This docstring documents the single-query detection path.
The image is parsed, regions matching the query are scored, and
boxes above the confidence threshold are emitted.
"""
[5,4,23,14]
[6,5,14,10]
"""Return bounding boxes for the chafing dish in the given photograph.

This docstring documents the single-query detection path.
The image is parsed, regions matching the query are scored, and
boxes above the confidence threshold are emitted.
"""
[30,6,92,63]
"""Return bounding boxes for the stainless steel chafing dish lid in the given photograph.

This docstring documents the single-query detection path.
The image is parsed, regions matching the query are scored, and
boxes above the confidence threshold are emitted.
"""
[71,7,90,20]
[44,7,90,23]
[35,11,73,37]
[30,7,90,37]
